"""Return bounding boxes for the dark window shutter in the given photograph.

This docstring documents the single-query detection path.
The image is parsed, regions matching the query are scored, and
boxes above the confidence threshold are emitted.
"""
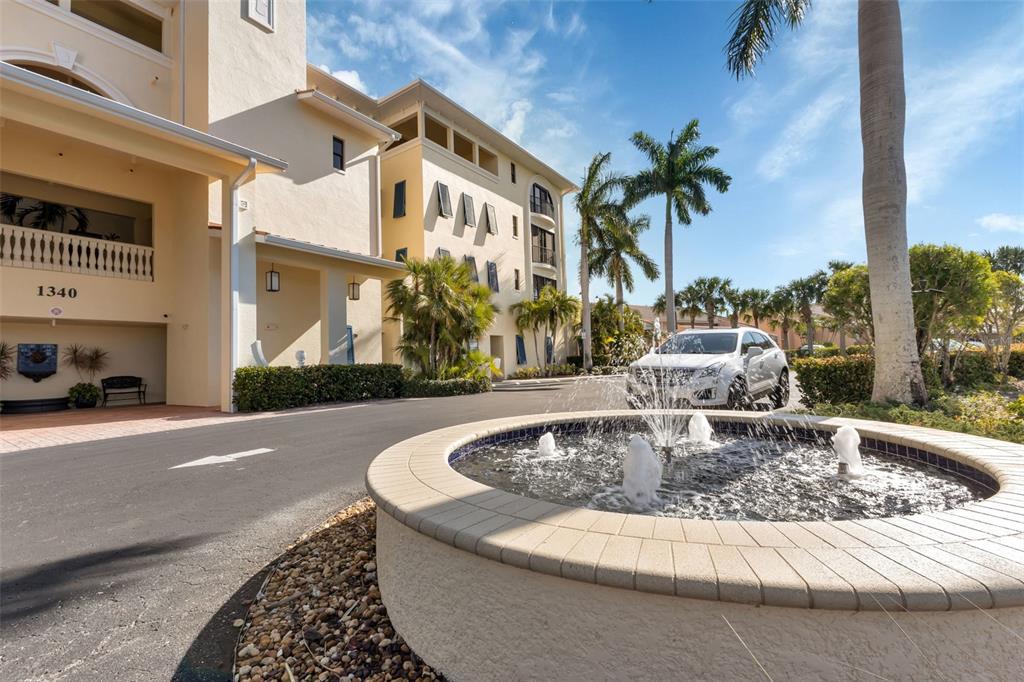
[395,247,408,263]
[464,255,478,282]
[515,335,527,364]
[463,194,476,227]
[437,248,451,259]
[437,183,453,218]
[545,336,554,364]
[485,203,498,235]
[486,261,499,292]
[511,162,517,183]
[393,181,406,218]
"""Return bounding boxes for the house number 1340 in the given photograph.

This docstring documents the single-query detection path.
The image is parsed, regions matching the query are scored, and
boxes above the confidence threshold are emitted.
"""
[37,286,78,298]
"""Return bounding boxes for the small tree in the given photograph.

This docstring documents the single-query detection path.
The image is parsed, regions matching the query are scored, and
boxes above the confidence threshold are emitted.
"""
[61,344,109,383]
[909,244,993,356]
[982,270,1024,376]
[823,265,874,345]
[789,271,829,350]
[721,283,744,328]
[983,246,1024,277]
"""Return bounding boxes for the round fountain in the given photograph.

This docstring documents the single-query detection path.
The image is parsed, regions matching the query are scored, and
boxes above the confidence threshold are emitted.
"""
[366,409,1024,680]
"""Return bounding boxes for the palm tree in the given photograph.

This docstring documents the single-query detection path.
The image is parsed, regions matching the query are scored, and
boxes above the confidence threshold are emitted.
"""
[510,297,543,372]
[16,200,88,233]
[690,276,728,328]
[741,288,772,329]
[726,0,926,404]
[385,257,498,378]
[679,283,703,329]
[721,282,744,328]
[626,122,731,334]
[575,152,623,372]
[767,287,799,350]
[589,208,659,331]
[789,271,829,351]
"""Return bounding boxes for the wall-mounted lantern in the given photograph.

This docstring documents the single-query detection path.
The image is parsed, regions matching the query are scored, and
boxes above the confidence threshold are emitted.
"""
[266,264,280,292]
[347,278,360,301]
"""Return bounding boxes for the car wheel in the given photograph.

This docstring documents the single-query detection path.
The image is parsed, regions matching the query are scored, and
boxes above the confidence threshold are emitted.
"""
[771,369,790,409]
[726,378,752,410]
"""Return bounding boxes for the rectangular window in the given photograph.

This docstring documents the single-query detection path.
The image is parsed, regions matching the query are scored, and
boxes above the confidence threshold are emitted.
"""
[395,247,408,263]
[478,146,498,175]
[531,225,556,266]
[393,180,406,218]
[512,215,519,238]
[70,0,164,52]
[533,274,556,300]
[511,162,517,184]
[244,0,274,31]
[464,255,479,282]
[462,194,476,227]
[424,114,449,147]
[515,335,527,364]
[332,136,345,171]
[437,182,453,218]
[486,261,499,292]
[514,268,521,290]
[436,247,451,259]
[530,183,555,219]
[485,203,498,235]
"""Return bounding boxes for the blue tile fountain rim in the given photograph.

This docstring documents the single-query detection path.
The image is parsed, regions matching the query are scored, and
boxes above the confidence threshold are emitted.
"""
[447,418,999,492]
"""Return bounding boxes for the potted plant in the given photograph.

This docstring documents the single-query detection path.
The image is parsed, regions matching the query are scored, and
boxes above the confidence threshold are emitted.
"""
[68,382,101,409]
[61,344,109,409]
[0,341,12,381]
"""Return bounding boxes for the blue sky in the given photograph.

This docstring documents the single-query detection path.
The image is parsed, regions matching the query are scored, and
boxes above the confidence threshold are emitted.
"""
[308,0,1024,305]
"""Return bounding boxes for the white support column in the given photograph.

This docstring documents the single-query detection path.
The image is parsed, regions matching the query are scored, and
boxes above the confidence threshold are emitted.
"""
[220,160,258,411]
[320,268,350,365]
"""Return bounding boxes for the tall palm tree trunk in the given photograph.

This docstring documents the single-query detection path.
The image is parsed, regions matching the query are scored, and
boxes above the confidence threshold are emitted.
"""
[615,273,625,332]
[804,308,815,349]
[663,196,675,333]
[859,0,926,404]
[581,236,593,370]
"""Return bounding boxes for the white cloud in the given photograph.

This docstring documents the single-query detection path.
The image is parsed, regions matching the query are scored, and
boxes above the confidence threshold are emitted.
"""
[756,88,850,181]
[905,22,1024,202]
[976,213,1024,233]
[321,66,370,95]
[502,99,533,142]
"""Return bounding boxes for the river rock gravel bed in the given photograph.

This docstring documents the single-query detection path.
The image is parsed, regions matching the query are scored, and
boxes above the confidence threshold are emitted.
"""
[233,498,444,682]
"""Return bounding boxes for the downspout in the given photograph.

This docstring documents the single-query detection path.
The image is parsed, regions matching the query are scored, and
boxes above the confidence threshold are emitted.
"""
[229,158,257,410]
[375,141,386,257]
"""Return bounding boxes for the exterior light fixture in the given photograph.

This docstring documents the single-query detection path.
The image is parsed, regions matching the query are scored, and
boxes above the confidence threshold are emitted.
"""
[348,278,360,301]
[266,264,280,292]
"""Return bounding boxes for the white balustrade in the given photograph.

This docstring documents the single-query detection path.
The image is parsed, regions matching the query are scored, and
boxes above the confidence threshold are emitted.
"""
[0,224,154,281]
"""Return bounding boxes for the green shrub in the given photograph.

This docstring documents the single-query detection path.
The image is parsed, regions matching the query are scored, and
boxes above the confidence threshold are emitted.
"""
[947,351,996,387]
[808,399,1024,445]
[1008,396,1024,419]
[510,367,542,380]
[401,376,491,397]
[566,355,583,369]
[845,344,873,355]
[68,382,100,404]
[791,354,874,406]
[233,364,403,412]
[589,365,628,375]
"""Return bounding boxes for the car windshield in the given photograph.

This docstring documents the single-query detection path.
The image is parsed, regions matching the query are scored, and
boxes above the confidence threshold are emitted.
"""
[657,333,737,355]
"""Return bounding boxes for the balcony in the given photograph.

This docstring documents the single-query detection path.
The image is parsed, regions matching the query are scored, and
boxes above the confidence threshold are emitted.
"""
[532,244,557,267]
[0,224,154,281]
[530,183,556,220]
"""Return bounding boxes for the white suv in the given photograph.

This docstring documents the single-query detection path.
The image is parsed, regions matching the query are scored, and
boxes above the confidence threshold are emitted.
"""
[627,327,789,410]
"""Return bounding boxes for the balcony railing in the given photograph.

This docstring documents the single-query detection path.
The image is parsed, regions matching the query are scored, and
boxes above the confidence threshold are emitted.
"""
[0,224,154,281]
[532,245,557,267]
[529,197,556,219]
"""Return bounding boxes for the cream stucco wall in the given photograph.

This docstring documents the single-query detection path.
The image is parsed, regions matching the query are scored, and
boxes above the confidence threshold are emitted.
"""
[0,320,167,403]
[256,261,320,366]
[0,0,176,117]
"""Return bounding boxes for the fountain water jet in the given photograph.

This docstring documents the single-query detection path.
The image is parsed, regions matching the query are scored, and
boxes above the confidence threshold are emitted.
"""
[687,412,714,444]
[833,425,864,477]
[623,435,662,508]
[537,432,558,459]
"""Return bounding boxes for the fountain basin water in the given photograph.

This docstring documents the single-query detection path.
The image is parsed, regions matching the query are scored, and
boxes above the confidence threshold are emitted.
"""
[366,410,1024,681]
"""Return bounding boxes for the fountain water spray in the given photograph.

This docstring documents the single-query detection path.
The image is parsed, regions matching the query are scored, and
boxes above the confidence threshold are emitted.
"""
[623,435,662,508]
[537,432,559,459]
[833,425,864,477]
[687,412,714,444]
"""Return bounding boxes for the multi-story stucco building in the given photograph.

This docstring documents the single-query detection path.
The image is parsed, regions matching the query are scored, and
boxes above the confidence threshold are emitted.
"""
[0,0,574,412]
[305,71,577,374]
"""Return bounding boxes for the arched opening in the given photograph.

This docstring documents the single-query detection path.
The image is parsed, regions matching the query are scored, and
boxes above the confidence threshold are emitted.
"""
[9,62,107,98]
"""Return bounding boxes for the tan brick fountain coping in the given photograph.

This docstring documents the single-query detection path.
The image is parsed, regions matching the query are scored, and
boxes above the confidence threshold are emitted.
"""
[366,410,1024,611]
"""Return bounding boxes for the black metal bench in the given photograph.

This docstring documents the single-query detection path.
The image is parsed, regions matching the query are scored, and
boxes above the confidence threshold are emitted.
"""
[101,376,147,406]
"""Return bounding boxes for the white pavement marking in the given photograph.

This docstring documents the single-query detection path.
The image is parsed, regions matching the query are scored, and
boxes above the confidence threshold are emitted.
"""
[170,447,275,470]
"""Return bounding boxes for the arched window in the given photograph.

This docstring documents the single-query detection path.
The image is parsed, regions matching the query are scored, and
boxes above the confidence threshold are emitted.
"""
[10,62,106,97]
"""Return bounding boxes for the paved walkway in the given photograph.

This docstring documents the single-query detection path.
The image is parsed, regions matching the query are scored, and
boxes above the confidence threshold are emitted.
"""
[0,405,274,453]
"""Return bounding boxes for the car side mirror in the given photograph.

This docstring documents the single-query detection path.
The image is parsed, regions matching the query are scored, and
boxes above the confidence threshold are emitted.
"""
[746,346,763,359]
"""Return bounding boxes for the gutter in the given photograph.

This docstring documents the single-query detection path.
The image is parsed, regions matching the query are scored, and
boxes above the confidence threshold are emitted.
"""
[0,62,287,171]
[256,234,406,272]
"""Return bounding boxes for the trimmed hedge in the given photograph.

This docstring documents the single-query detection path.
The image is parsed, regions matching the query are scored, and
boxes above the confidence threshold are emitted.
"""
[401,376,491,398]
[233,364,404,412]
[1007,348,1023,379]
[791,354,874,406]
[845,344,873,356]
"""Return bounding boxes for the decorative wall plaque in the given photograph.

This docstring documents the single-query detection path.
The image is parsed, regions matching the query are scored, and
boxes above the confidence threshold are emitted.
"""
[17,344,58,382]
